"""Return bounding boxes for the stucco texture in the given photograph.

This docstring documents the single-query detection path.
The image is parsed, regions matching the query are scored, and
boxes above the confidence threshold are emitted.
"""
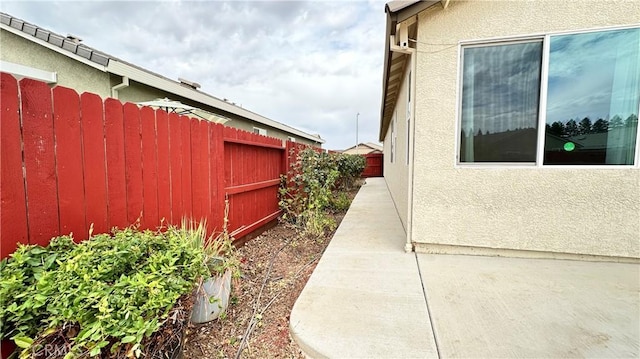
[383,64,411,230]
[1,30,111,96]
[409,0,640,258]
[2,31,317,146]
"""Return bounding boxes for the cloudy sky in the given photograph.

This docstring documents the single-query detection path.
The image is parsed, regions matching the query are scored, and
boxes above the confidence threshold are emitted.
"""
[1,0,388,150]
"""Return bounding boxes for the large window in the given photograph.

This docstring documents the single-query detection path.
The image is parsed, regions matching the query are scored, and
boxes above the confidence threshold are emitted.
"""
[458,27,640,166]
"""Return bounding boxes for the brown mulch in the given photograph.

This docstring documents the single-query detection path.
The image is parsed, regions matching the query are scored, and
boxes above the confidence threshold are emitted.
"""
[182,186,360,359]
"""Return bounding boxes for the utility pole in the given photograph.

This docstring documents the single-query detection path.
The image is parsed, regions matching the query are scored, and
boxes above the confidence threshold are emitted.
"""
[356,112,360,153]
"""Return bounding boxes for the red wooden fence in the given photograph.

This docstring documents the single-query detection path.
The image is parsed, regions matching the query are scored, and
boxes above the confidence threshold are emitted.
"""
[0,73,302,259]
[362,153,384,177]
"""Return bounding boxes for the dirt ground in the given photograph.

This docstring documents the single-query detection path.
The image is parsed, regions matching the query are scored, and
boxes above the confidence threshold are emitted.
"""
[182,186,359,359]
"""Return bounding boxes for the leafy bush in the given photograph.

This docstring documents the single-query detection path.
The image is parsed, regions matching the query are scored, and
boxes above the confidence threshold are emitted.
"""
[335,153,366,191]
[0,224,227,358]
[279,148,364,236]
[329,192,352,212]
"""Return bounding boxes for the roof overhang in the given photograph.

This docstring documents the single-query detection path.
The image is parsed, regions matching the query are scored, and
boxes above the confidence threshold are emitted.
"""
[1,13,324,145]
[379,1,441,141]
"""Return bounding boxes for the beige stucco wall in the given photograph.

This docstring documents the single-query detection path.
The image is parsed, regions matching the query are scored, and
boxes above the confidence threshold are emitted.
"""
[383,64,412,230]
[1,30,111,96]
[410,0,640,259]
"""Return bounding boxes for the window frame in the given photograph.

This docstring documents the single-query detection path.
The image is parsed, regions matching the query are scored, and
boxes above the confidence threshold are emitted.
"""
[455,25,640,169]
[407,70,411,166]
[253,127,267,136]
[391,110,397,163]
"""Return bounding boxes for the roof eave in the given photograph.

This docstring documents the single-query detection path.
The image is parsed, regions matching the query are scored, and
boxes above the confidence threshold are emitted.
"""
[1,12,324,144]
[379,1,441,142]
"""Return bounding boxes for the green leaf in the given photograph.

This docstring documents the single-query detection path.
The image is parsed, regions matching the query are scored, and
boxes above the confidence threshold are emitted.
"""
[13,336,33,349]
[29,247,46,255]
[90,346,101,356]
[121,335,136,343]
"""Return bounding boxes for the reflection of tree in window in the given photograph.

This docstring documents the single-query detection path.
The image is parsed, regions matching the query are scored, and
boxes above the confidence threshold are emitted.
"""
[544,27,640,165]
[459,41,542,162]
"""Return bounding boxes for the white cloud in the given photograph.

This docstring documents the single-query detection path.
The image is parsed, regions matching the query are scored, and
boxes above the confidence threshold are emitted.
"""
[1,0,388,149]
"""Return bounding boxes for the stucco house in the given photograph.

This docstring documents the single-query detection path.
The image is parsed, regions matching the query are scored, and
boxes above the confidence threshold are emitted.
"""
[379,0,639,261]
[0,12,324,147]
[342,142,383,155]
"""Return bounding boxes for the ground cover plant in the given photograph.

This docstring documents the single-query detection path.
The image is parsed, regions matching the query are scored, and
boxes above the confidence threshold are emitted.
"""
[0,222,237,359]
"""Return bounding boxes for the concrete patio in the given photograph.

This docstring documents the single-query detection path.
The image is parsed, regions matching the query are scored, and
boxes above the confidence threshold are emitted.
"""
[290,178,640,358]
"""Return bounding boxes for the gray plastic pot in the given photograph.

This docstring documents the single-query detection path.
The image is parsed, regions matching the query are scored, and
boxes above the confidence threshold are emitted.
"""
[190,269,232,324]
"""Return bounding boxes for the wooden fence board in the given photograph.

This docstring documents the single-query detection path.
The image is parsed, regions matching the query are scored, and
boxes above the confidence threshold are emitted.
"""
[211,123,225,233]
[180,116,192,219]
[104,98,128,229]
[0,73,28,257]
[198,120,211,229]
[80,93,109,236]
[123,103,143,225]
[155,109,171,225]
[20,78,59,246]
[53,86,87,241]
[190,118,203,223]
[141,106,159,230]
[168,112,182,224]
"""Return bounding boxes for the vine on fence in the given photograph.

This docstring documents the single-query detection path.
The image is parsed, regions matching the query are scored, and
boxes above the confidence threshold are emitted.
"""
[279,148,365,237]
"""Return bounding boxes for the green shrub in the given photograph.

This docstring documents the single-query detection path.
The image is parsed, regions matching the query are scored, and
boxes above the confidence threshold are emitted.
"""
[329,192,352,212]
[0,224,222,358]
[279,148,363,236]
[335,153,365,191]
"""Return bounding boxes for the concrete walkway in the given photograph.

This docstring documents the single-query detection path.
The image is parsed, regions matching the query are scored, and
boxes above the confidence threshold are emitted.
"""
[290,178,640,358]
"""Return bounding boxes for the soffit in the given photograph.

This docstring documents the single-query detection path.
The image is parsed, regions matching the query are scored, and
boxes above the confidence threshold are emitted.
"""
[379,1,440,141]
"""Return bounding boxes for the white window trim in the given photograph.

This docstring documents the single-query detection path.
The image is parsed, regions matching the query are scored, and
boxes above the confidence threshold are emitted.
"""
[391,111,397,163]
[406,70,411,166]
[253,127,267,136]
[454,25,640,169]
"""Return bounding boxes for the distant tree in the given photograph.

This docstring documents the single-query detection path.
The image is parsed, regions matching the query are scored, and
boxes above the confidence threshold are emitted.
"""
[592,118,609,133]
[549,121,565,136]
[579,117,592,134]
[625,114,638,128]
[477,129,483,136]
[610,115,624,128]
[565,119,579,137]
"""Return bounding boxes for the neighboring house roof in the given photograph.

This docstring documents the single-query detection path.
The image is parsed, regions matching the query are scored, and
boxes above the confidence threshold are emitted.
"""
[0,12,324,145]
[379,1,442,141]
[342,142,383,154]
